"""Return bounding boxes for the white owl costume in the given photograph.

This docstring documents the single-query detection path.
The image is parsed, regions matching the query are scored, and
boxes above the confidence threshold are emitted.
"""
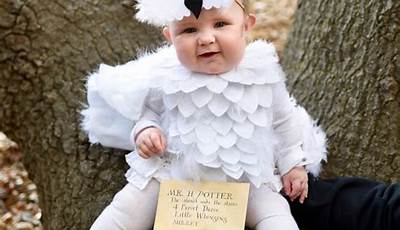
[84,1,327,229]
[82,40,327,192]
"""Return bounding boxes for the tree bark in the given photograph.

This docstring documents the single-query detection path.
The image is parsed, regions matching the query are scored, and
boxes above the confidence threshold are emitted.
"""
[282,0,400,182]
[0,0,162,229]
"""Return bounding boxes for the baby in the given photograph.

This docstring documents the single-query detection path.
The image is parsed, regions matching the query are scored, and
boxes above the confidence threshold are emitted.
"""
[82,0,327,229]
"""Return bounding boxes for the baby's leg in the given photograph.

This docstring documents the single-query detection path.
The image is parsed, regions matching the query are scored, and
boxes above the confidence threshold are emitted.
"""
[90,179,159,230]
[246,185,298,230]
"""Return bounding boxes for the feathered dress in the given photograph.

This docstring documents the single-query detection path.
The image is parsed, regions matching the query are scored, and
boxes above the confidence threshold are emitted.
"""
[81,40,327,191]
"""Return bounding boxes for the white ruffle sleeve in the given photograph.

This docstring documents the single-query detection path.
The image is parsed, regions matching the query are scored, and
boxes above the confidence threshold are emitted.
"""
[81,46,175,150]
[272,82,305,175]
[271,81,327,176]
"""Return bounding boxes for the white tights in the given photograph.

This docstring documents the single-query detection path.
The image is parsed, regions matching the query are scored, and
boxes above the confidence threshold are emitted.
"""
[90,180,298,230]
[246,184,299,230]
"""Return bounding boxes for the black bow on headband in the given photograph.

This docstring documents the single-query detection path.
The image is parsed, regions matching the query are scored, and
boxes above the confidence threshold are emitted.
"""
[184,0,203,19]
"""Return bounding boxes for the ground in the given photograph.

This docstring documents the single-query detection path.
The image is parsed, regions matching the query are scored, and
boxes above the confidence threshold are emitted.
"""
[0,133,41,230]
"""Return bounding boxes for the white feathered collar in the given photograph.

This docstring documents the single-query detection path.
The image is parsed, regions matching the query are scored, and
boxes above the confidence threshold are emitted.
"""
[93,40,285,120]
[154,40,285,92]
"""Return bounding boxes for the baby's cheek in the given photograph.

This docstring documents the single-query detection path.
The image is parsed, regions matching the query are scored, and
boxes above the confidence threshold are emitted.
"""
[176,52,194,70]
[228,48,245,68]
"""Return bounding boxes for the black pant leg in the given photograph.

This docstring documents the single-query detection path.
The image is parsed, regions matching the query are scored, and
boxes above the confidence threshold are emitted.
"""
[288,175,400,230]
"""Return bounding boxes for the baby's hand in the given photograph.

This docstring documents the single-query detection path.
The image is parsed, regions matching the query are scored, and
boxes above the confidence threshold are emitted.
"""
[135,127,167,159]
[281,166,308,203]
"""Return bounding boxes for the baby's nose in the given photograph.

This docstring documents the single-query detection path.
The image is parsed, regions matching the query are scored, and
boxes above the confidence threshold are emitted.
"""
[198,31,215,45]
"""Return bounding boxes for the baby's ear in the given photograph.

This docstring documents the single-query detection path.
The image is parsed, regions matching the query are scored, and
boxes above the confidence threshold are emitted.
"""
[162,27,172,43]
[244,13,256,32]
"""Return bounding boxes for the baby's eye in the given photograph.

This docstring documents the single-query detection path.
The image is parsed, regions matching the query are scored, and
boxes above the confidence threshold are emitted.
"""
[182,27,197,33]
[214,21,227,28]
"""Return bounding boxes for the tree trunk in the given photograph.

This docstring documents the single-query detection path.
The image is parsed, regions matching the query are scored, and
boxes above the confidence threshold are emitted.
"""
[0,0,162,229]
[282,0,400,182]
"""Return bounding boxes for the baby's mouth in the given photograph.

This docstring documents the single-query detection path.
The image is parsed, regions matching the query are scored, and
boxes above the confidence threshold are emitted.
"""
[199,51,220,58]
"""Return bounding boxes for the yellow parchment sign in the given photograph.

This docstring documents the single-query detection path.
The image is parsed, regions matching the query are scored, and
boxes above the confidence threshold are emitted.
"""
[154,180,250,230]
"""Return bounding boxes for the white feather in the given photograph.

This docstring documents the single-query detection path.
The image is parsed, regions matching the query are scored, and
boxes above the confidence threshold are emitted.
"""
[166,65,191,80]
[255,85,273,108]
[164,93,180,110]
[235,69,256,85]
[136,0,234,26]
[95,64,150,120]
[222,167,243,179]
[202,160,222,168]
[196,107,215,124]
[168,121,179,137]
[191,87,213,108]
[180,132,196,144]
[242,163,262,176]
[195,123,217,143]
[196,139,220,156]
[232,120,254,139]
[218,147,240,164]
[227,105,247,122]
[178,95,196,118]
[207,94,230,117]
[236,138,257,154]
[189,73,211,88]
[177,115,196,134]
[211,115,233,135]
[240,40,284,84]
[163,80,180,94]
[238,86,259,113]
[194,151,218,164]
[222,162,242,172]
[247,108,271,127]
[135,0,190,26]
[206,78,228,93]
[220,69,243,83]
[179,76,205,93]
[239,152,258,165]
[216,132,237,148]
[296,106,328,176]
[222,83,244,103]
[203,0,233,9]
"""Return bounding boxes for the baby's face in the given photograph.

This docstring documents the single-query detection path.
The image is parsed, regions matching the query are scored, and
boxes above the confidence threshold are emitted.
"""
[163,1,255,75]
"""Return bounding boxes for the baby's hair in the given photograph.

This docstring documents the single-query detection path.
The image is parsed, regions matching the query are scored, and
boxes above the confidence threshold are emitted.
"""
[235,0,251,15]
[242,0,250,10]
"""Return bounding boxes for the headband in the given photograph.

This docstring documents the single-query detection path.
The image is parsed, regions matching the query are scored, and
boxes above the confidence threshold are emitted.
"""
[135,0,237,26]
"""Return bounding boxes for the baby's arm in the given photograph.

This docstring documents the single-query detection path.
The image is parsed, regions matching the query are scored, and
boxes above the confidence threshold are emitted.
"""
[272,82,309,202]
[131,89,167,159]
